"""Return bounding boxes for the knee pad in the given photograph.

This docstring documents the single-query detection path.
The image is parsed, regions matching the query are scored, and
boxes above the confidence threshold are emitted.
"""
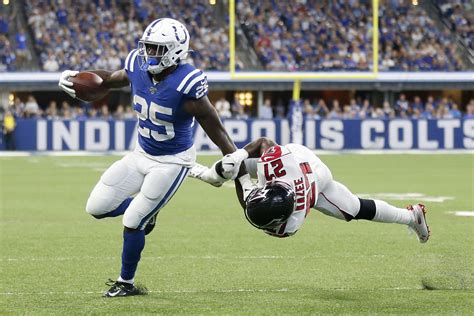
[85,182,117,216]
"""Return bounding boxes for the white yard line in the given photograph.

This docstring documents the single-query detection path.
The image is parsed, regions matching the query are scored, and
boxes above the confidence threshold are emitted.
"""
[452,211,474,217]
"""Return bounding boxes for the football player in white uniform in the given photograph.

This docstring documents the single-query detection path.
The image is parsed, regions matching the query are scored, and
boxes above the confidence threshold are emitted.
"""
[59,19,243,297]
[190,137,430,242]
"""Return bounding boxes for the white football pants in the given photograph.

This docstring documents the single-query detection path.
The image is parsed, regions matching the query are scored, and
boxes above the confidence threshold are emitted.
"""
[85,146,194,229]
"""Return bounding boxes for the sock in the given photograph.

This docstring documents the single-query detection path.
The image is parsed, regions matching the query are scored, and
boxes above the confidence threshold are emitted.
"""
[120,229,145,281]
[117,275,134,284]
[372,200,413,225]
[93,198,133,219]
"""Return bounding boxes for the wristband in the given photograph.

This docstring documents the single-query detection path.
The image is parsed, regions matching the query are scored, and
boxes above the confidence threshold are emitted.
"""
[233,149,249,162]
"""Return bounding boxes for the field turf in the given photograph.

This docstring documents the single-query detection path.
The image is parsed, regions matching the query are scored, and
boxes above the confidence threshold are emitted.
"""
[0,153,473,315]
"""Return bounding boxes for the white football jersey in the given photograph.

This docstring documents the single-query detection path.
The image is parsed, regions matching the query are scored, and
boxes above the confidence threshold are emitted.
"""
[256,144,318,237]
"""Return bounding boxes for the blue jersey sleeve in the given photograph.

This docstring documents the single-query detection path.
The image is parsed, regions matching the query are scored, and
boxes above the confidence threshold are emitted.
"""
[124,49,139,75]
[175,68,208,100]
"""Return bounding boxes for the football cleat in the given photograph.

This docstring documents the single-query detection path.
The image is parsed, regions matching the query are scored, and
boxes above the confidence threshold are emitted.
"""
[144,213,157,236]
[407,204,430,243]
[103,279,148,297]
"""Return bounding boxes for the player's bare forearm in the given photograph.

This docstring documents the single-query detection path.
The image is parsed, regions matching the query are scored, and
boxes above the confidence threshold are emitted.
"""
[243,137,277,158]
[90,69,130,89]
[234,179,246,210]
[185,96,236,155]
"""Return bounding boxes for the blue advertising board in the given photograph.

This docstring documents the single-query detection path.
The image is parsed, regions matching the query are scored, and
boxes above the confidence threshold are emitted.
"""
[1,118,473,151]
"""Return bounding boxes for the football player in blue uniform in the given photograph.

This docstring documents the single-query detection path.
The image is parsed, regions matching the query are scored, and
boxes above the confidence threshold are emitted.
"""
[59,18,241,297]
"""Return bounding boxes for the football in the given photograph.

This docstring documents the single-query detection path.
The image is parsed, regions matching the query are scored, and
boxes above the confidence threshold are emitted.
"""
[70,71,109,102]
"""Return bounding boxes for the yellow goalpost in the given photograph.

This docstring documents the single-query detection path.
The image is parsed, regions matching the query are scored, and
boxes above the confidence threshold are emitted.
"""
[228,0,379,99]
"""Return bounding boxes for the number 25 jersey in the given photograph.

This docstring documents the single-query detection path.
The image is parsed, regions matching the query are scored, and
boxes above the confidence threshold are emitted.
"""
[125,49,209,156]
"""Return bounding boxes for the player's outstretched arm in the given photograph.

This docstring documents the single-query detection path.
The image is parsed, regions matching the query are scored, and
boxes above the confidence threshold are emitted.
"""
[58,69,130,99]
[89,69,130,89]
[185,95,237,155]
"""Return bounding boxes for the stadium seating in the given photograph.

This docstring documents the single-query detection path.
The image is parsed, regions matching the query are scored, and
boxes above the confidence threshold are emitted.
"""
[22,0,229,72]
[237,0,465,71]
[436,0,472,51]
[0,0,467,72]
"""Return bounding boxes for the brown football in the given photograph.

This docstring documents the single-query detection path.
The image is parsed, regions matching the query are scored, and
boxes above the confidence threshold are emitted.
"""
[70,72,109,102]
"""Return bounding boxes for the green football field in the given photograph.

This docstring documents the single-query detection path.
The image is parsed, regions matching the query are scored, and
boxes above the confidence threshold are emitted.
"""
[0,153,473,315]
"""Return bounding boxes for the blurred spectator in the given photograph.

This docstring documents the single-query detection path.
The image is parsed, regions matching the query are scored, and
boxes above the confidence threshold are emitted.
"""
[73,106,88,120]
[43,50,59,72]
[412,96,424,112]
[464,100,474,118]
[215,97,232,119]
[12,97,25,117]
[313,99,329,118]
[100,104,112,120]
[303,99,315,118]
[0,34,16,71]
[45,100,59,119]
[15,28,29,65]
[259,99,274,119]
[327,100,342,119]
[3,109,16,150]
[231,96,248,119]
[382,101,395,118]
[24,95,40,118]
[394,94,409,116]
[421,103,435,119]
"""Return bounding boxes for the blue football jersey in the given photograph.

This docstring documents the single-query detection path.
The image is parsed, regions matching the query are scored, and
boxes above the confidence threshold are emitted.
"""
[124,49,209,156]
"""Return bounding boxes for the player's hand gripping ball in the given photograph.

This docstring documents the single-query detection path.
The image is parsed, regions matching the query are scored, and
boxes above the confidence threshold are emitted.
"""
[59,71,109,102]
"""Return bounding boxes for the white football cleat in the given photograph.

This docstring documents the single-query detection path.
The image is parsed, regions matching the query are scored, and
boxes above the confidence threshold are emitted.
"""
[407,204,430,243]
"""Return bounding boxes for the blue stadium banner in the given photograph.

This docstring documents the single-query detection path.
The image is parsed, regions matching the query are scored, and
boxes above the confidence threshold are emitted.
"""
[1,119,473,151]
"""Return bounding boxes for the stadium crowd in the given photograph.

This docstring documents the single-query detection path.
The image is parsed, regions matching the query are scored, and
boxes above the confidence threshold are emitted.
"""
[436,0,473,51]
[237,0,464,71]
[0,0,470,72]
[6,94,474,121]
[23,0,229,72]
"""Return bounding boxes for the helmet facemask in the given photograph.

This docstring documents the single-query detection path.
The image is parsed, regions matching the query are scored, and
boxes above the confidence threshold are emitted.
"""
[138,40,177,75]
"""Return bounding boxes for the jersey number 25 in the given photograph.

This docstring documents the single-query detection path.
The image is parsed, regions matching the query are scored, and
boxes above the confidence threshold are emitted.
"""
[133,95,175,141]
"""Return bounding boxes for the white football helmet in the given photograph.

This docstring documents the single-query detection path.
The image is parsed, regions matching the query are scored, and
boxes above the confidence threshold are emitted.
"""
[138,18,190,75]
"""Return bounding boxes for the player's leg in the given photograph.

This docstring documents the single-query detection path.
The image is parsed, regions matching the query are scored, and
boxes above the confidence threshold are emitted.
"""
[316,180,414,225]
[116,164,189,285]
[313,159,429,242]
[85,153,143,219]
